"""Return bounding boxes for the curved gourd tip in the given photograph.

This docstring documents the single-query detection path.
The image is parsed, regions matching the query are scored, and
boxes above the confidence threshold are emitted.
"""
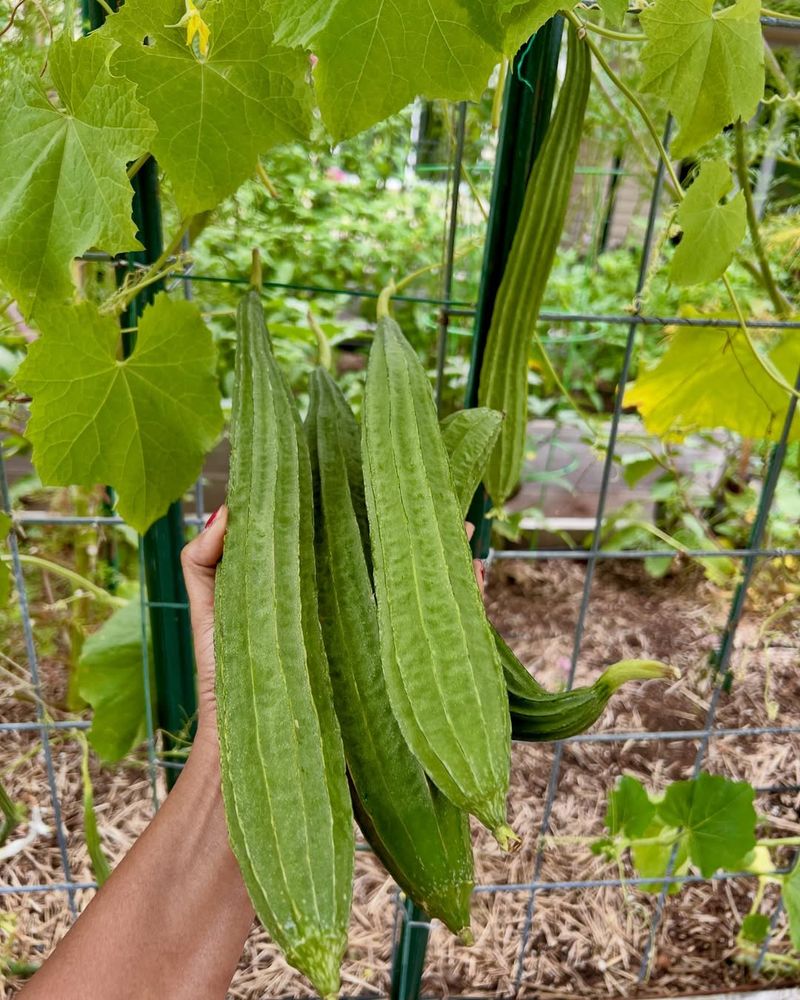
[458,927,475,947]
[492,823,521,853]
[600,659,680,694]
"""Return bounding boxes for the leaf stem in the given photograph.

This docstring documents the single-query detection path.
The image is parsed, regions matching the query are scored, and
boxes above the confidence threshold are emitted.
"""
[721,272,800,401]
[1,554,126,608]
[579,19,645,43]
[565,10,683,198]
[256,162,279,199]
[763,39,792,96]
[376,239,481,319]
[734,122,792,318]
[102,218,192,315]
[0,0,27,40]
[757,835,800,848]
[0,778,22,847]
[531,326,599,441]
[491,57,509,131]
[250,248,262,292]
[761,5,800,23]
[126,152,151,182]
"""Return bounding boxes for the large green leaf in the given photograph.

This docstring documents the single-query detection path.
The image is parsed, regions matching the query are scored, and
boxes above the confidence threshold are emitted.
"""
[0,33,154,319]
[76,590,153,763]
[640,0,764,158]
[16,295,223,533]
[657,773,756,878]
[605,775,656,839]
[453,0,563,52]
[287,0,498,140]
[625,326,800,444]
[499,1,564,54]
[783,856,800,951]
[103,0,313,216]
[671,160,746,286]
[631,821,689,894]
[596,0,628,26]
[271,0,334,46]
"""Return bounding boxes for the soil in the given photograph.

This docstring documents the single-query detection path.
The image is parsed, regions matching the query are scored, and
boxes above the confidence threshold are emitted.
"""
[2,559,799,999]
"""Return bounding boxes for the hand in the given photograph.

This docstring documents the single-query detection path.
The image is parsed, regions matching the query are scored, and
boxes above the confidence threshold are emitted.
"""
[466,522,486,596]
[180,505,228,747]
[179,508,486,749]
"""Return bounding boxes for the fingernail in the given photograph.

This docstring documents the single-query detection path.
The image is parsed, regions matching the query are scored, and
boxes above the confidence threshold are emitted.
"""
[204,507,221,530]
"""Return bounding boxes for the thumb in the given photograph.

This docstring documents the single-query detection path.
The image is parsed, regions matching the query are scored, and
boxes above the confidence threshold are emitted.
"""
[180,506,228,633]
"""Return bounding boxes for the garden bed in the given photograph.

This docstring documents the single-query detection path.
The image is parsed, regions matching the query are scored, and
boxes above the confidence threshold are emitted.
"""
[2,559,799,999]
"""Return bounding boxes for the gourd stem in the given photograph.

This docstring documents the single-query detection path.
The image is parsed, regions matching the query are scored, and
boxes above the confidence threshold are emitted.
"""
[579,19,644,43]
[1,554,125,607]
[733,121,791,318]
[250,248,263,292]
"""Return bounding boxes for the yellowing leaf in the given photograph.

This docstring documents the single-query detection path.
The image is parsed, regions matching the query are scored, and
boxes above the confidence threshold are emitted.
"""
[16,295,223,533]
[671,160,746,286]
[0,33,155,318]
[625,326,800,443]
[103,0,312,216]
[640,0,764,157]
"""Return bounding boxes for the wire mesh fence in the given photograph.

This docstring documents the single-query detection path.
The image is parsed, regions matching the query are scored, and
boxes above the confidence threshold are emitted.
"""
[2,16,800,999]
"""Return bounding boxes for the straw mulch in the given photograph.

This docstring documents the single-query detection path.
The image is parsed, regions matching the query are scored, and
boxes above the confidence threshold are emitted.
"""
[2,559,799,999]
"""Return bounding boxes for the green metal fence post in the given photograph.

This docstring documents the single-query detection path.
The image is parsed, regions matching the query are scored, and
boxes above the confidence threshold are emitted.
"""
[390,899,430,1000]
[82,0,197,786]
[125,162,198,784]
[464,18,564,559]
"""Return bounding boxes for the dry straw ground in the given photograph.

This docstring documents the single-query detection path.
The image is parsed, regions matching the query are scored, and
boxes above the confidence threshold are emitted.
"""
[2,559,799,999]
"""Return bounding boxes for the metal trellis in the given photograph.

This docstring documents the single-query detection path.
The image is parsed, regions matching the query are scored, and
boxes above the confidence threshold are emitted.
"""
[2,10,800,1000]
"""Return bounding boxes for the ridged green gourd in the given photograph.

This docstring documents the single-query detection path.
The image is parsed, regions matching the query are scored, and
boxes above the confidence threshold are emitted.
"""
[215,292,353,1000]
[498,632,677,741]
[439,408,503,515]
[440,405,677,741]
[363,317,514,849]
[478,26,591,507]
[306,367,474,937]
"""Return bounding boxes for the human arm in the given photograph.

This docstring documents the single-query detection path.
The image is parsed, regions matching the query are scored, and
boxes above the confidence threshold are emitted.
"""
[20,507,254,1000]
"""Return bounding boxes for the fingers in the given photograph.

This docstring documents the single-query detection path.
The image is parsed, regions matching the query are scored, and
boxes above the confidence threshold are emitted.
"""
[474,558,486,596]
[464,522,485,597]
[181,506,228,629]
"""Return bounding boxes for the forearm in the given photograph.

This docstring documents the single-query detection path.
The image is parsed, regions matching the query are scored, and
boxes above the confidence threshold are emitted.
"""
[21,728,254,1000]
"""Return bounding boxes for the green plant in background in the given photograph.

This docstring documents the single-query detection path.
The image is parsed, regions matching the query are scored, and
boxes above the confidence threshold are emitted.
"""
[592,773,800,974]
[0,0,796,537]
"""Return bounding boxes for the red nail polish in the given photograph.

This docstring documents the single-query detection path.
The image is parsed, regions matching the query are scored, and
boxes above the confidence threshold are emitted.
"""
[205,507,221,530]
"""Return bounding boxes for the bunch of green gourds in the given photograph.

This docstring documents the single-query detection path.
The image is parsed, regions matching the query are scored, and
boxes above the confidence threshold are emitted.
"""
[213,24,677,996]
[214,292,673,998]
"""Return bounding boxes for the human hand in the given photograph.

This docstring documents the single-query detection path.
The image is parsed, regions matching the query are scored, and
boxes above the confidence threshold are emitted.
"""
[180,508,485,751]
[466,522,486,596]
[180,505,228,749]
